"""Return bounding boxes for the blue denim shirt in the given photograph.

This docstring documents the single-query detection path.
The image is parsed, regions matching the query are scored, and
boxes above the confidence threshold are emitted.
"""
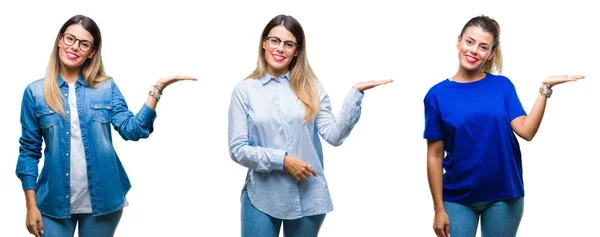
[228,72,363,219]
[16,75,156,218]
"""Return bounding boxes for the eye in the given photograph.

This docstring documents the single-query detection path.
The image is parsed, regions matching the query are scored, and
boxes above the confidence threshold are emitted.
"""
[480,45,489,51]
[465,40,473,45]
[269,38,280,44]
[284,42,296,48]
[65,35,75,43]
[81,41,92,49]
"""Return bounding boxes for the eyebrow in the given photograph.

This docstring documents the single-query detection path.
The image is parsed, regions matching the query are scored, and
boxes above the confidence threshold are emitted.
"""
[268,36,297,43]
[466,36,490,46]
[64,32,93,42]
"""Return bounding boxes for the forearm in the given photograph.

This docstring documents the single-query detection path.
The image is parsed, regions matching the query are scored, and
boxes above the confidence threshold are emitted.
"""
[229,144,286,172]
[522,93,547,137]
[514,84,548,141]
[24,190,37,209]
[427,156,445,212]
[317,88,363,146]
[144,84,162,111]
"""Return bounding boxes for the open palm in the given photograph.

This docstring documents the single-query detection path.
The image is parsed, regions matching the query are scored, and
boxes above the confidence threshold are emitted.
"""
[546,75,585,87]
[156,76,197,89]
[354,79,394,92]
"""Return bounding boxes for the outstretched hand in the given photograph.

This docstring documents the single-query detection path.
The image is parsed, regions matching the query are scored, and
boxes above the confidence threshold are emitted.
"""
[545,75,585,87]
[354,79,393,92]
[156,76,197,90]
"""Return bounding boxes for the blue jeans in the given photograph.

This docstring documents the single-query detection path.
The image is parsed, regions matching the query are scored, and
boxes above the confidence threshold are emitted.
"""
[41,210,123,237]
[444,197,524,237]
[241,190,325,237]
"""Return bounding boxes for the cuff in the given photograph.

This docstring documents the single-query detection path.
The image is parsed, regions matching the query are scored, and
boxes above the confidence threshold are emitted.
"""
[20,176,37,191]
[271,150,287,171]
[347,87,364,106]
[137,104,158,128]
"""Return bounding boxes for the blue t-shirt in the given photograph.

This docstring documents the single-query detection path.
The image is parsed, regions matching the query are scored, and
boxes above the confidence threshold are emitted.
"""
[423,73,527,204]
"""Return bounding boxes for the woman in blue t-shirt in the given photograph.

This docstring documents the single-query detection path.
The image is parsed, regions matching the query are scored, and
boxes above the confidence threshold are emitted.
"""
[423,15,584,237]
[17,15,195,237]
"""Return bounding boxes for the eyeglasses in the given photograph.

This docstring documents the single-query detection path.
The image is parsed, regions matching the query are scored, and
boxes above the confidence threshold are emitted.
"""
[61,33,95,52]
[265,36,299,52]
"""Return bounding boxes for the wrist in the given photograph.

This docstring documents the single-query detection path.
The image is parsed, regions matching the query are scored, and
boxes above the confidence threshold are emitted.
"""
[149,85,162,101]
[26,201,37,209]
[155,82,166,92]
[434,203,445,212]
[539,81,553,98]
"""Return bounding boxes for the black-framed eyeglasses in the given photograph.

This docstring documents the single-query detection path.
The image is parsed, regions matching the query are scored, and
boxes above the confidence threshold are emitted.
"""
[265,36,299,52]
[61,33,95,52]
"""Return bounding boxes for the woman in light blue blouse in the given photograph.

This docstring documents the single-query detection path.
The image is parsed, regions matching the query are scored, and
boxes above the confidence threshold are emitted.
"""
[16,15,195,237]
[228,14,392,237]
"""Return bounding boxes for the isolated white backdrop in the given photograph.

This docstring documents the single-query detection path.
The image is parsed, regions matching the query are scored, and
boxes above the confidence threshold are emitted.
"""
[0,0,597,236]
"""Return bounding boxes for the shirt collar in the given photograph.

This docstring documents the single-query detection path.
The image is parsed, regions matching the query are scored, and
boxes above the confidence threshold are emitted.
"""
[260,71,291,85]
[58,74,88,87]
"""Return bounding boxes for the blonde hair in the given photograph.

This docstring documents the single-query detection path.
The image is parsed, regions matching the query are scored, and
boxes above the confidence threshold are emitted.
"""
[460,15,503,74]
[44,15,110,115]
[248,15,319,123]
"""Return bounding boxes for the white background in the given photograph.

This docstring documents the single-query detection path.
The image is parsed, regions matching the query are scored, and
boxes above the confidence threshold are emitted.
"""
[1,0,598,236]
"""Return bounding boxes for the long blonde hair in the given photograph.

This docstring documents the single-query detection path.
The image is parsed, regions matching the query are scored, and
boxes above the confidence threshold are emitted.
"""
[460,15,503,74]
[44,15,110,115]
[248,14,319,123]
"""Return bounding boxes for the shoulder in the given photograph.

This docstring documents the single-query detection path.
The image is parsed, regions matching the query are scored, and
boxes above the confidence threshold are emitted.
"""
[231,78,260,99]
[235,77,260,90]
[24,78,45,96]
[424,79,450,102]
[95,77,115,90]
[487,73,515,87]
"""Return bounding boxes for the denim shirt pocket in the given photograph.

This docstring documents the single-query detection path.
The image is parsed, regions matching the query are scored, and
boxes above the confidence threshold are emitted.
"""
[90,102,113,124]
[35,107,59,129]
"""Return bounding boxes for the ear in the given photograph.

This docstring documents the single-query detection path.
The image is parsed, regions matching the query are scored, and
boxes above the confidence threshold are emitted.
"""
[262,39,267,50]
[87,48,96,59]
[456,36,461,49]
[486,50,495,61]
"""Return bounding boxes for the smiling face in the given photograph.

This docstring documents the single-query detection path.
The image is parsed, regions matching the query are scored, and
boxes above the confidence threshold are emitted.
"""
[262,25,298,77]
[58,24,96,72]
[456,25,495,73]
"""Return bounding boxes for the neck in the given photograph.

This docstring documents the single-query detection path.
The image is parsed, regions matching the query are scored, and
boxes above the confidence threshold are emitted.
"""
[451,67,486,82]
[60,65,80,83]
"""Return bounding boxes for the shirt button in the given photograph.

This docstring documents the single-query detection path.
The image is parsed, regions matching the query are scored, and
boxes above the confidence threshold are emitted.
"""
[85,151,89,155]
[64,93,68,96]
[66,111,70,114]
[83,131,86,135]
[66,153,69,157]
[66,131,70,135]
[94,106,98,109]
[66,173,69,176]
[66,195,69,199]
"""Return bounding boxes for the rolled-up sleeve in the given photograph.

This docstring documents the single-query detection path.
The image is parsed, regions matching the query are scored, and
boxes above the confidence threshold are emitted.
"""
[109,80,157,141]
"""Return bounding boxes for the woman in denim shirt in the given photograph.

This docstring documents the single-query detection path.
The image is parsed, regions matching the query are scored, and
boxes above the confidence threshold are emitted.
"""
[228,14,392,237]
[16,15,195,237]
